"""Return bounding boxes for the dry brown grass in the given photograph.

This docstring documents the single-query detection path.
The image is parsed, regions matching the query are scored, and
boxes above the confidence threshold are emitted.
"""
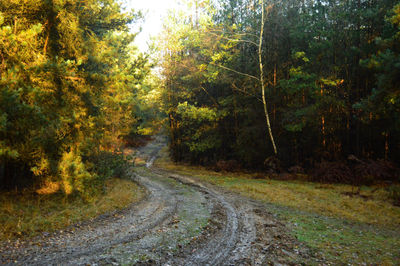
[155,148,400,227]
[155,148,400,264]
[0,178,144,240]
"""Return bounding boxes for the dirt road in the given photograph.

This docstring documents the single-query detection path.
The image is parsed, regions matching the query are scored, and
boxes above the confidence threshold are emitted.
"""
[0,136,319,265]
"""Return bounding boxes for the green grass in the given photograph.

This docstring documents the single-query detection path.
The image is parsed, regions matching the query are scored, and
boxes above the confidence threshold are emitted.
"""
[155,148,400,264]
[0,178,145,240]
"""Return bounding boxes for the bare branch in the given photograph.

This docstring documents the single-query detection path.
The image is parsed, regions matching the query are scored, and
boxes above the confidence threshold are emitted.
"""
[200,86,220,107]
[206,29,259,39]
[210,62,260,81]
[233,32,260,39]
[208,32,259,47]
[231,82,263,103]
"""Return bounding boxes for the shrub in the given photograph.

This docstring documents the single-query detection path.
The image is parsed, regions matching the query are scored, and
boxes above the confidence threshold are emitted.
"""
[263,156,283,173]
[59,151,94,199]
[311,161,353,184]
[312,158,399,185]
[89,151,130,180]
[288,165,305,174]
[215,160,241,172]
[353,159,398,184]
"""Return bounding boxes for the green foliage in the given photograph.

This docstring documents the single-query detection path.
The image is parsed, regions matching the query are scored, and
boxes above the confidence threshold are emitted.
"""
[89,151,130,181]
[176,102,219,122]
[59,151,94,198]
[160,0,400,168]
[0,0,150,194]
[176,102,222,154]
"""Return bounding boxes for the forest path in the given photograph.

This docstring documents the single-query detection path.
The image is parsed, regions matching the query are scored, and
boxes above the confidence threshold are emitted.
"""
[0,136,317,265]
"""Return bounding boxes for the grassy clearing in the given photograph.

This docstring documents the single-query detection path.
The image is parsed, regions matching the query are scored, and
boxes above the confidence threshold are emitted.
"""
[155,148,400,264]
[0,178,144,241]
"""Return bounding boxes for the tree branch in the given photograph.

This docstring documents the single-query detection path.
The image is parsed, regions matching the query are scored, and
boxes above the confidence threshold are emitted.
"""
[208,32,259,47]
[231,82,263,103]
[207,29,259,39]
[210,62,260,81]
[200,86,220,107]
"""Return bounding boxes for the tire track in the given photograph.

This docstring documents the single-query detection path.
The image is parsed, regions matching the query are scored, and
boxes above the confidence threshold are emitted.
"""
[161,170,266,265]
[165,173,241,265]
[0,167,180,265]
[1,136,318,265]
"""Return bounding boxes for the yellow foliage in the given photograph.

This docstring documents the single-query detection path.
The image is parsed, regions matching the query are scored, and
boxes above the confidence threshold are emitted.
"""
[59,151,93,196]
[36,181,60,195]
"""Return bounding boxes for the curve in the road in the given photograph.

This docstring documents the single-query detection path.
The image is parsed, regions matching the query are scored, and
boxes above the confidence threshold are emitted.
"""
[1,136,316,265]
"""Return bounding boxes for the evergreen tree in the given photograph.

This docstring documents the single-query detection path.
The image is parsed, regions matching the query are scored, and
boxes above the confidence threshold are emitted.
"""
[0,0,147,194]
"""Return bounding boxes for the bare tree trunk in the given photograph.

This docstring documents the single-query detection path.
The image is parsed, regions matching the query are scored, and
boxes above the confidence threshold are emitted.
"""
[259,0,278,155]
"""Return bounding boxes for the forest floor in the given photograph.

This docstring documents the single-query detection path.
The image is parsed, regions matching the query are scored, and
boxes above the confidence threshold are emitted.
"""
[0,179,145,242]
[0,135,399,265]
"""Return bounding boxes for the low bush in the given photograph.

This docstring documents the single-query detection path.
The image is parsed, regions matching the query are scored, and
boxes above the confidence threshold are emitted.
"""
[89,151,130,181]
[354,159,398,184]
[288,165,305,174]
[54,150,133,200]
[311,161,353,183]
[59,151,95,200]
[263,156,283,173]
[214,160,241,172]
[311,157,399,185]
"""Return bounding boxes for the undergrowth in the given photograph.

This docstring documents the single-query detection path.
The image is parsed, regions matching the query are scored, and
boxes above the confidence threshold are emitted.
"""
[0,178,144,241]
[0,147,144,241]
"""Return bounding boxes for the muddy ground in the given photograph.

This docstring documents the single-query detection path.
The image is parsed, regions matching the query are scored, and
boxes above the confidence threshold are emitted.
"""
[0,136,324,265]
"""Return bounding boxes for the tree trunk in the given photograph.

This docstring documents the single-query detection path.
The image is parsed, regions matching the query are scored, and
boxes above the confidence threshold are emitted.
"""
[259,0,278,155]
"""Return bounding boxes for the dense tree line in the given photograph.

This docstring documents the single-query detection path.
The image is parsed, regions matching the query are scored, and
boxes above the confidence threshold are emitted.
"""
[160,0,400,172]
[0,0,150,195]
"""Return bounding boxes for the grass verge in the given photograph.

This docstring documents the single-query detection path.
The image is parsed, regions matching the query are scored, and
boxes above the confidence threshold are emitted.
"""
[0,178,144,241]
[155,147,400,264]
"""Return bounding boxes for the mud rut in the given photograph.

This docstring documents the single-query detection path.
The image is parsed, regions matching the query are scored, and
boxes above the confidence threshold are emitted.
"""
[0,136,318,265]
